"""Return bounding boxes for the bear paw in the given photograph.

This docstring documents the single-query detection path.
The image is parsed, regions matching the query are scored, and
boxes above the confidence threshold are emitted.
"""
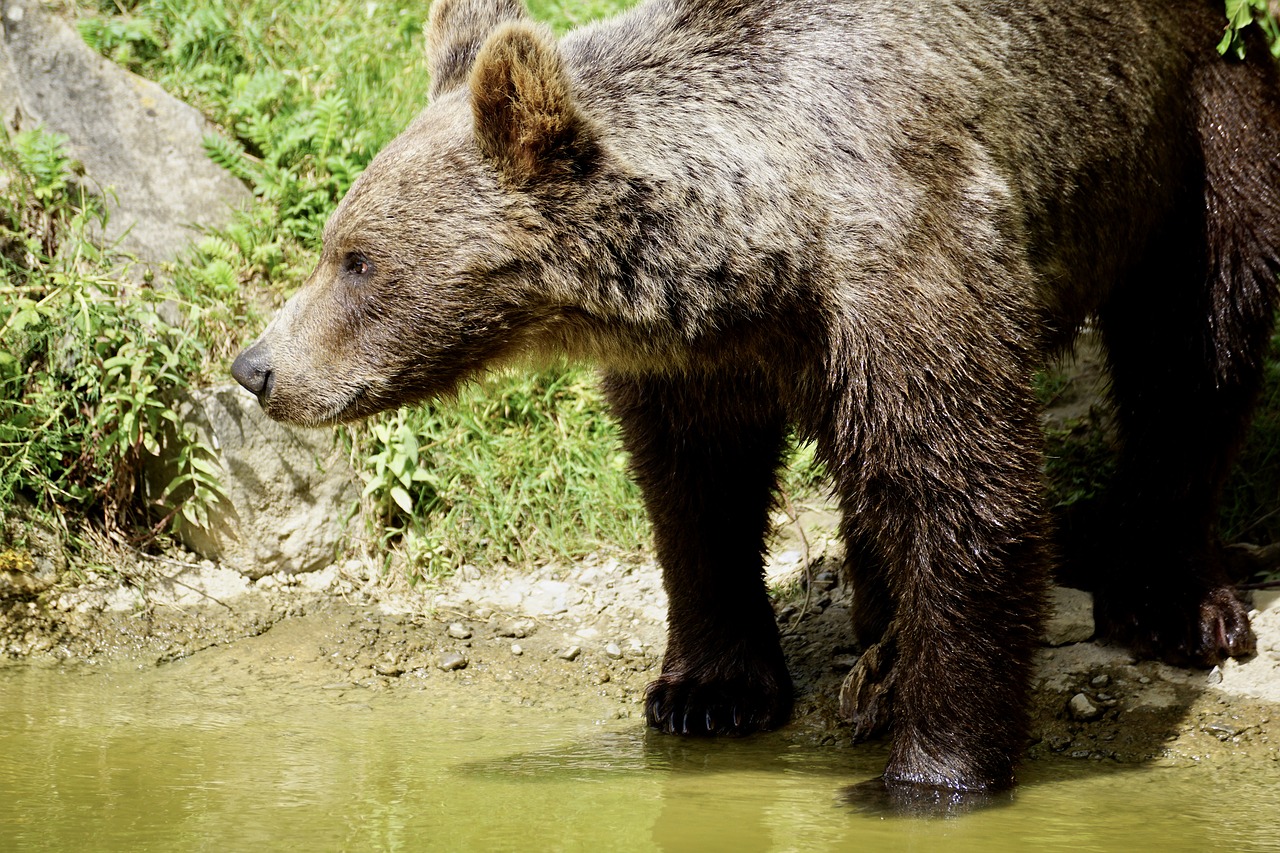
[838,636,895,743]
[1095,583,1256,667]
[840,776,1014,817]
[644,670,792,736]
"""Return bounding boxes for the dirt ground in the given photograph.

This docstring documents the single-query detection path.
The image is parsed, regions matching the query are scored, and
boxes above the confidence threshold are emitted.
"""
[2,497,1278,782]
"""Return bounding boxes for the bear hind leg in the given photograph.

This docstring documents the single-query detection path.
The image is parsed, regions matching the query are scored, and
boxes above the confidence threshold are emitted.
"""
[1083,55,1280,666]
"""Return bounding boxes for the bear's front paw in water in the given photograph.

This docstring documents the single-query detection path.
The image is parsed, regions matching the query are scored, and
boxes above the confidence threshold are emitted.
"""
[839,635,896,743]
[645,669,792,736]
[1096,583,1256,667]
[841,776,1015,818]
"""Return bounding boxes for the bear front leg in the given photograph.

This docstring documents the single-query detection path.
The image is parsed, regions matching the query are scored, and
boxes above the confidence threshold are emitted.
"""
[603,371,792,736]
[829,388,1050,792]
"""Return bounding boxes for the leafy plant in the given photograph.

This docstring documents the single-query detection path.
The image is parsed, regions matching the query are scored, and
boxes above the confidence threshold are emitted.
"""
[1219,0,1280,58]
[0,125,223,541]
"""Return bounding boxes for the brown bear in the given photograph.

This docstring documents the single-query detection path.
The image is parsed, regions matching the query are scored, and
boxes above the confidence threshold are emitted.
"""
[232,0,1280,797]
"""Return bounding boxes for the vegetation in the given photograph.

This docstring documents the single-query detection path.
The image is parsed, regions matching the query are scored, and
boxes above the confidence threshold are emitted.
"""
[0,125,222,541]
[3,0,652,580]
[1,0,1278,584]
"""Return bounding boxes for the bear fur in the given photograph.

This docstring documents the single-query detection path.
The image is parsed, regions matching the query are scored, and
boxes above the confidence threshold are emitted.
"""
[232,0,1280,794]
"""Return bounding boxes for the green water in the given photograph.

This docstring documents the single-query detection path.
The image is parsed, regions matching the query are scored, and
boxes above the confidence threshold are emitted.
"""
[1,663,1277,852]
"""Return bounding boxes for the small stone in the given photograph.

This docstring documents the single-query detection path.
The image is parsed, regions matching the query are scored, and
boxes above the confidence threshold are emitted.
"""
[1206,666,1223,685]
[473,607,494,620]
[448,623,472,640]
[496,619,533,639]
[438,652,468,671]
[558,645,582,662]
[1090,674,1111,688]
[374,661,404,677]
[1068,692,1102,722]
[605,642,623,659]
[511,644,523,656]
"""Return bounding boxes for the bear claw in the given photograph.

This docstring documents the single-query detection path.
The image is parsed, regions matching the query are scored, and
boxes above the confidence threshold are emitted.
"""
[645,672,791,737]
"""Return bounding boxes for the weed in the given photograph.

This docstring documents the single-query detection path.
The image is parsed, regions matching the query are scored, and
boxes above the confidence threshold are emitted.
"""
[0,125,222,541]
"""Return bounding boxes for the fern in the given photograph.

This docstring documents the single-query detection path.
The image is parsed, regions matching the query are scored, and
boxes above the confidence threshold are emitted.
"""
[201,133,258,184]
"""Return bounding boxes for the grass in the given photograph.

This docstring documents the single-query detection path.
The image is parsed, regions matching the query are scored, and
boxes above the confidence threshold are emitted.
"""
[7,0,653,581]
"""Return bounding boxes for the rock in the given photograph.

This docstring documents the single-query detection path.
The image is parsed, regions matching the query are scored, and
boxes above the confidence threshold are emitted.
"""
[147,385,361,578]
[0,0,251,263]
[447,623,472,640]
[495,619,533,639]
[1068,692,1102,722]
[604,642,623,660]
[0,501,66,597]
[1042,586,1095,646]
[511,643,523,656]
[558,645,582,662]
[438,652,468,672]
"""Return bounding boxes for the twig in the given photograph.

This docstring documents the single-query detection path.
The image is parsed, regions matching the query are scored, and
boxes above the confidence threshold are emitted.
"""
[125,546,235,611]
[1239,579,1280,591]
[781,489,814,631]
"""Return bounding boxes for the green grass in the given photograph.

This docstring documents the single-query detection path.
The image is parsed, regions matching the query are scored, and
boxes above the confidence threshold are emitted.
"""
[40,0,651,579]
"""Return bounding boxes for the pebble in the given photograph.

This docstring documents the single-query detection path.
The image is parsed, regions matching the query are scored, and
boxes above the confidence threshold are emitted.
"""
[1090,674,1110,688]
[511,643,523,656]
[558,645,582,662]
[605,642,623,659]
[496,619,533,639]
[448,623,472,640]
[1068,692,1102,722]
[438,652,468,671]
[1206,666,1224,685]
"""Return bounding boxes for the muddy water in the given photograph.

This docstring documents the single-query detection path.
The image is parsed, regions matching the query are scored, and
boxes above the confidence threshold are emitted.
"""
[1,662,1277,853]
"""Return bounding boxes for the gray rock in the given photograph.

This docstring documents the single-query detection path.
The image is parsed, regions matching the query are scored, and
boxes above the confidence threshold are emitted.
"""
[148,385,361,578]
[447,623,472,640]
[0,0,250,263]
[438,652,468,672]
[1068,692,1102,722]
[604,642,623,660]
[558,645,582,662]
[1042,586,1095,646]
[495,619,533,639]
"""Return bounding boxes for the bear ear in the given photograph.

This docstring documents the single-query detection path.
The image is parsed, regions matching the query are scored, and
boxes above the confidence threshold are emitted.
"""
[469,22,601,188]
[427,0,528,99]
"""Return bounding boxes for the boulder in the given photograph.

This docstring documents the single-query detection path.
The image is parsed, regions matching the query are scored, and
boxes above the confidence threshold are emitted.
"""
[157,386,362,578]
[0,0,250,263]
[1042,586,1096,646]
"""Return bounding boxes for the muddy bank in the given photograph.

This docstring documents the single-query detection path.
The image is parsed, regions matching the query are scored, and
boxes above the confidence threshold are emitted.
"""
[2,509,1278,779]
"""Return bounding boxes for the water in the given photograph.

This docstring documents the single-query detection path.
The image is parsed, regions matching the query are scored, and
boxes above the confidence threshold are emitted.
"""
[1,663,1277,852]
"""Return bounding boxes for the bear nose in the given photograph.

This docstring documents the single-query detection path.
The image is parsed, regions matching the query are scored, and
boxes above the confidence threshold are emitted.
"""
[231,341,275,405]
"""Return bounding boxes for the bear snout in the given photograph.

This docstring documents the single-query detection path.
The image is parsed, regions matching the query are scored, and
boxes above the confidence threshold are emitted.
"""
[231,342,275,406]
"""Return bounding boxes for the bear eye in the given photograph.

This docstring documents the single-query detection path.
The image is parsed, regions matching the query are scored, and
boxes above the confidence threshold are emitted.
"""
[344,252,373,278]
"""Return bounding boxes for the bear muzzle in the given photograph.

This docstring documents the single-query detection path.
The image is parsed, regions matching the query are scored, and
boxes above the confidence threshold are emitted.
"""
[231,341,276,408]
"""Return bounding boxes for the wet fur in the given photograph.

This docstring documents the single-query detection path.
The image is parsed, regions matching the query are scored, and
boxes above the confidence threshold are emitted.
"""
[232,0,1280,793]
